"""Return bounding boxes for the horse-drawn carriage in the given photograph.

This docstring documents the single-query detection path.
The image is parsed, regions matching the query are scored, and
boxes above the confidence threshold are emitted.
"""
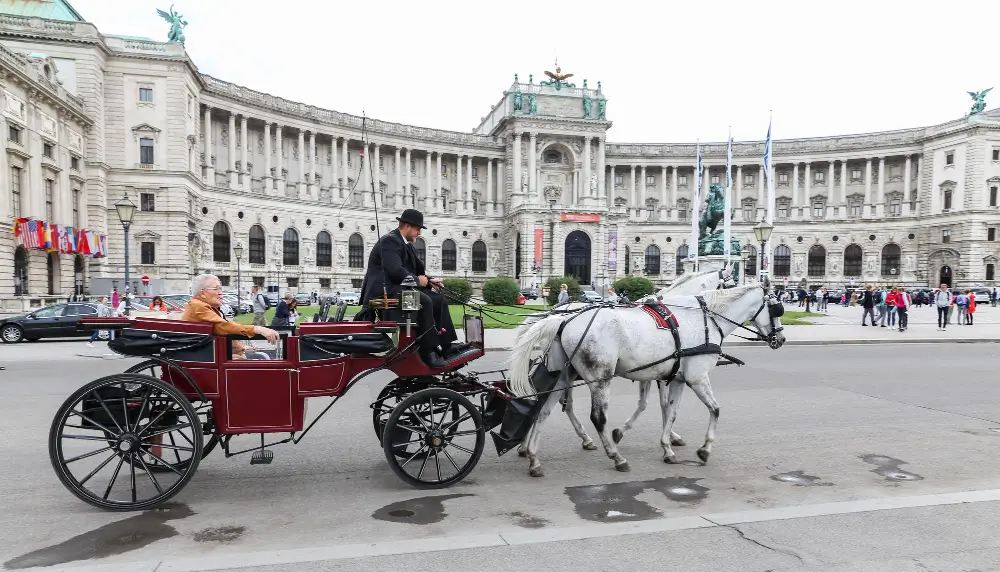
[48,284,517,511]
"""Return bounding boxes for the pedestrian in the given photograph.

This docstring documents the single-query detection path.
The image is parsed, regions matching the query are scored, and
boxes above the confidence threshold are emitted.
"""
[87,296,110,347]
[934,284,951,331]
[111,288,120,310]
[271,293,293,327]
[966,289,976,325]
[817,286,828,312]
[556,283,570,307]
[991,287,997,307]
[251,284,268,326]
[955,289,968,325]
[886,287,899,328]
[861,286,877,326]
[875,286,887,327]
[895,287,911,331]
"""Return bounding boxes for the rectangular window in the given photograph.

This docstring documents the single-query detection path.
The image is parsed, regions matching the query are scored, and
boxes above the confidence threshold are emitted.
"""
[286,277,299,288]
[440,163,447,174]
[410,159,416,173]
[379,156,384,170]
[319,278,330,288]
[646,175,655,186]
[851,168,862,181]
[710,175,720,184]
[992,186,998,207]
[989,228,996,242]
[219,276,230,286]
[140,192,155,212]
[678,175,688,186]
[472,166,479,178]
[614,174,623,187]
[10,166,21,218]
[993,149,999,161]
[140,242,155,264]
[43,143,53,158]
[252,276,265,287]
[71,156,80,171]
[946,152,954,165]
[814,171,825,183]
[140,138,154,164]
[889,198,902,216]
[944,189,953,210]
[72,189,80,228]
[812,203,824,218]
[942,229,951,243]
[743,205,755,220]
[778,172,788,184]
[8,125,20,144]
[778,204,789,219]
[139,87,153,102]
[989,264,996,281]
[678,207,687,221]
[44,179,54,221]
[744,174,755,186]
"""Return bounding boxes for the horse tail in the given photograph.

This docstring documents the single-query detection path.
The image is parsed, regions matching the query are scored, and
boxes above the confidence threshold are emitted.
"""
[506,314,566,398]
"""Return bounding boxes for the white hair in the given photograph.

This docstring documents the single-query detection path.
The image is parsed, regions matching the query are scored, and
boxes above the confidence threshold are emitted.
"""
[192,274,218,294]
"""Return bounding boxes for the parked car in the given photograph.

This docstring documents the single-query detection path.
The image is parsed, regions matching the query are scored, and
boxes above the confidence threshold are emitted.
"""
[579,290,602,303]
[294,292,312,307]
[335,291,361,306]
[0,303,102,343]
[519,288,539,300]
[134,296,185,312]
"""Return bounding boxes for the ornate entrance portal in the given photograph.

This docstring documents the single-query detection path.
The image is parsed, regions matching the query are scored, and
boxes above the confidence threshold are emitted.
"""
[564,230,591,285]
[940,265,952,287]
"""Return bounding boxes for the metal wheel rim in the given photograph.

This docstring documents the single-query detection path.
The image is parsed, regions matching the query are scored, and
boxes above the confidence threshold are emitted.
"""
[49,373,203,511]
[2,325,21,342]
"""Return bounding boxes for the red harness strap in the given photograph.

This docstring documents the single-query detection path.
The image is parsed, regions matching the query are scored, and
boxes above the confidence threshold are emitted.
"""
[639,301,679,330]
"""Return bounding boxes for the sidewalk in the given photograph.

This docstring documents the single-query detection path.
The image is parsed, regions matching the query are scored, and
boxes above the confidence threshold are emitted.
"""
[473,303,1000,351]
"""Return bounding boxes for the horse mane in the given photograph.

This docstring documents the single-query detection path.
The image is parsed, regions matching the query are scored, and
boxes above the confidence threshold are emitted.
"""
[699,283,760,313]
[668,268,716,290]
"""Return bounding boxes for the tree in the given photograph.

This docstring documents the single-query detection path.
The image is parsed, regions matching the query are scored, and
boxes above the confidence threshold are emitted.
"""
[543,275,581,306]
[442,277,473,304]
[482,276,520,306]
[613,276,655,301]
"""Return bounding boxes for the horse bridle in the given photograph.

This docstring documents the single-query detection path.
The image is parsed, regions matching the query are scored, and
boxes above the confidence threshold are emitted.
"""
[706,285,784,349]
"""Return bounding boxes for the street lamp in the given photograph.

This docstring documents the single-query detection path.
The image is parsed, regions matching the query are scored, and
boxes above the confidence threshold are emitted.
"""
[752,217,774,284]
[234,242,244,314]
[114,192,137,316]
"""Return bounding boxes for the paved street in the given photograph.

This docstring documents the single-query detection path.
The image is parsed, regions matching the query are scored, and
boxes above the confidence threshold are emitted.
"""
[3,343,1000,571]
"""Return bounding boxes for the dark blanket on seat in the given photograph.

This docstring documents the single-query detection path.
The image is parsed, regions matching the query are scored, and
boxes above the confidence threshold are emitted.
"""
[298,332,394,359]
[107,329,214,361]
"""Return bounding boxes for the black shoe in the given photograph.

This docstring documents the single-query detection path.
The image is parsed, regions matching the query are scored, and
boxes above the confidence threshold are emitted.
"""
[444,342,474,357]
[423,351,448,369]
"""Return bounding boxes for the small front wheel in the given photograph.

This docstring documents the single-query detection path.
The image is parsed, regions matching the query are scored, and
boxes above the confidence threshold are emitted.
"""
[382,387,484,489]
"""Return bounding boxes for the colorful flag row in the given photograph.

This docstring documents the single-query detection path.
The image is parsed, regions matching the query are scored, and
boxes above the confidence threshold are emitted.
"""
[12,217,106,257]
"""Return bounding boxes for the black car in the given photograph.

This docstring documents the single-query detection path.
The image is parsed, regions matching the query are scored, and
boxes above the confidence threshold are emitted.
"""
[0,302,101,343]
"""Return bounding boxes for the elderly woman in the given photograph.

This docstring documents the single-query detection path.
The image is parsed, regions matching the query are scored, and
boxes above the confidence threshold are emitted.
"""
[181,274,279,358]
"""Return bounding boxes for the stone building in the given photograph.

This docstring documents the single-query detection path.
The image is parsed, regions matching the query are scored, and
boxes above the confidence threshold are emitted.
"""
[2,1,999,311]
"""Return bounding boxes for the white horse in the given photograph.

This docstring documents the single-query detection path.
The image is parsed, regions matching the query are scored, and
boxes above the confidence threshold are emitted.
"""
[506,282,785,477]
[513,267,738,454]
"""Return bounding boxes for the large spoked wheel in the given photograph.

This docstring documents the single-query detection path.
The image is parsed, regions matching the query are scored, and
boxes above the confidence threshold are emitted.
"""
[49,373,203,511]
[382,387,485,489]
[124,360,218,472]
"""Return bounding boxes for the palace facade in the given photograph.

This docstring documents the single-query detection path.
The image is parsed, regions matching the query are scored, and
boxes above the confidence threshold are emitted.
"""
[2,1,1000,311]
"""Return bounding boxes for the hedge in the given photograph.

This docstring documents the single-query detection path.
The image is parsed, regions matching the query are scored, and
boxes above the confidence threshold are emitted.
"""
[543,275,581,306]
[613,276,656,301]
[482,276,520,306]
[442,277,473,304]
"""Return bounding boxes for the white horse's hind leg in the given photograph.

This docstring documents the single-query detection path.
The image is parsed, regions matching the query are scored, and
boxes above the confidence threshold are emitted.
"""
[686,374,721,463]
[524,388,565,477]
[589,379,630,472]
[658,379,687,463]
[612,380,686,447]
[562,387,598,450]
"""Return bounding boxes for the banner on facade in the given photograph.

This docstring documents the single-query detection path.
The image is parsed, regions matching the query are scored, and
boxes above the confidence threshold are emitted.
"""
[607,229,617,271]
[533,228,543,267]
[560,213,601,223]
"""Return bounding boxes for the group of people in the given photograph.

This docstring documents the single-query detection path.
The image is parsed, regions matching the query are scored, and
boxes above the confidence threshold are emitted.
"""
[932,285,979,330]
[857,285,914,331]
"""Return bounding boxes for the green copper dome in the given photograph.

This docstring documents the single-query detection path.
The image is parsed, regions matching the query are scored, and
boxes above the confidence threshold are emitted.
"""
[0,0,85,22]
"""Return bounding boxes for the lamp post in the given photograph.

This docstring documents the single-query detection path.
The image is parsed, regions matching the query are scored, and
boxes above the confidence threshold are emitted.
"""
[752,217,774,284]
[234,242,244,314]
[114,192,137,316]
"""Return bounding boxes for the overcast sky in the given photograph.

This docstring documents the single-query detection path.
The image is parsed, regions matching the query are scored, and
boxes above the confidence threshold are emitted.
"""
[70,0,999,144]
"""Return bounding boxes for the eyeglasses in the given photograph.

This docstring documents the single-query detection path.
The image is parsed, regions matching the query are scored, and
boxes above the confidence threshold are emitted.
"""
[201,286,223,292]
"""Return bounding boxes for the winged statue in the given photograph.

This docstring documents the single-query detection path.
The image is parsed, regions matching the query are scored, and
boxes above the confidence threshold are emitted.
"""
[540,63,576,90]
[968,87,993,115]
[156,5,188,44]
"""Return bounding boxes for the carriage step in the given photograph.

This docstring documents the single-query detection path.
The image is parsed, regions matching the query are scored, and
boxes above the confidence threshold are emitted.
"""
[250,449,273,465]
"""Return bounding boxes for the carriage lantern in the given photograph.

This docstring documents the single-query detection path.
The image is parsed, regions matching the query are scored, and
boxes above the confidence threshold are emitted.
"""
[401,289,420,312]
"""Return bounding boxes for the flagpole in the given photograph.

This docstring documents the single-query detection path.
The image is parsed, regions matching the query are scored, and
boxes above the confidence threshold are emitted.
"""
[723,126,733,268]
[691,139,702,273]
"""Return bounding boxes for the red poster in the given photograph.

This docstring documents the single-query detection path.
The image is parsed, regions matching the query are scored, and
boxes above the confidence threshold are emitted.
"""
[534,228,543,267]
[560,213,601,223]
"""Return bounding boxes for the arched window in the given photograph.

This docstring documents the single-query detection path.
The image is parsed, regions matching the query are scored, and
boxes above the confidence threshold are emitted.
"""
[472,240,487,272]
[773,245,791,277]
[843,244,863,277]
[881,243,901,276]
[413,237,426,264]
[316,231,332,267]
[213,221,231,262]
[14,246,27,295]
[248,225,266,264]
[544,151,561,164]
[645,245,660,275]
[743,245,757,278]
[348,233,364,268]
[442,239,457,271]
[282,228,299,266]
[675,245,688,276]
[808,245,826,277]
[515,233,522,277]
[624,245,631,275]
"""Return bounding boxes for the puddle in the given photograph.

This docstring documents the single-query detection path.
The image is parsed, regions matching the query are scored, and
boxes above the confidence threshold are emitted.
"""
[372,493,474,524]
[565,477,709,523]
[506,511,550,529]
[770,470,834,487]
[3,503,194,569]
[860,454,924,482]
[193,525,246,543]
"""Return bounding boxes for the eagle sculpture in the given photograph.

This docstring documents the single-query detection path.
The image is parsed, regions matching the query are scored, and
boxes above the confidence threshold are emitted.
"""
[544,66,574,83]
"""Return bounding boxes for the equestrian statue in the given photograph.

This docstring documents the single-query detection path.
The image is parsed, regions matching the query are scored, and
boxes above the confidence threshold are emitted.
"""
[698,183,741,258]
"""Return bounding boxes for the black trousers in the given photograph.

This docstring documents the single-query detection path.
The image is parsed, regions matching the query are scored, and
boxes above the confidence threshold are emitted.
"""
[937,306,948,328]
[372,286,458,355]
[897,306,908,329]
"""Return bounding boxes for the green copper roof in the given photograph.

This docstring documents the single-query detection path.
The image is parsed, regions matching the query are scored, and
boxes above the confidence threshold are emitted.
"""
[106,34,154,41]
[0,0,85,22]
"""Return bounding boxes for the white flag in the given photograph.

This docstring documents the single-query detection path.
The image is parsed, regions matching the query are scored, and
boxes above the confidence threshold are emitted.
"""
[764,115,775,225]
[724,132,732,258]
[690,141,702,261]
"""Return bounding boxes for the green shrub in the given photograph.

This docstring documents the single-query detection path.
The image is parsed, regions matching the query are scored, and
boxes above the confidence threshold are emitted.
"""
[443,277,473,304]
[613,276,656,301]
[482,276,520,306]
[543,276,581,306]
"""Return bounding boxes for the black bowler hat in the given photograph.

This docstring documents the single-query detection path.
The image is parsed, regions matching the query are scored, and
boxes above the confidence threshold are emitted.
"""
[396,208,426,229]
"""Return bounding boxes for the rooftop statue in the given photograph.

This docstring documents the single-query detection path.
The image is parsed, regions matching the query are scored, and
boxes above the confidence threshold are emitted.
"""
[541,61,576,90]
[968,87,993,115]
[157,5,188,44]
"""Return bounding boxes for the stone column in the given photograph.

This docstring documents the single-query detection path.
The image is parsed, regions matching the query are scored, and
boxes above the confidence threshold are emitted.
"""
[227,112,237,189]
[513,133,523,200]
[791,163,800,207]
[0,110,8,221]
[596,138,606,202]
[915,155,923,216]
[803,163,811,218]
[528,133,538,202]
[263,123,272,193]
[876,156,886,216]
[331,136,338,195]
[629,165,636,212]
[240,115,248,188]
[660,165,668,219]
[864,158,872,211]
[639,165,647,219]
[203,106,213,183]
[840,160,847,218]
[466,155,474,210]
[496,160,505,216]
[486,158,493,212]
[396,147,404,209]
[454,155,462,213]
[297,130,305,194]
[405,148,413,207]
[757,164,766,220]
[735,165,743,222]
[903,154,912,206]
[425,151,433,209]
[583,137,591,202]
[275,124,285,194]
[436,152,443,212]
[373,143,381,207]
[671,166,679,221]
[342,139,350,200]
[308,131,317,196]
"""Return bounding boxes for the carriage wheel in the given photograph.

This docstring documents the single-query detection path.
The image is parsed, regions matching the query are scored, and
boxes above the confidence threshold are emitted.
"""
[48,373,203,511]
[382,387,484,489]
[124,360,218,471]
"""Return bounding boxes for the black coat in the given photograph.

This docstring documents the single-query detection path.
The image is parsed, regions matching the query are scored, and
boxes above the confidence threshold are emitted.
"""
[359,229,425,307]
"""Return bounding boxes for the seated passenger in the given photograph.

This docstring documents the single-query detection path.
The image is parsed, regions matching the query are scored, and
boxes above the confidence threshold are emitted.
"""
[181,274,280,359]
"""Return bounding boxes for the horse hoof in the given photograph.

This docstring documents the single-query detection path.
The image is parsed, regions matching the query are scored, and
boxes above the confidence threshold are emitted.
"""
[612,428,624,443]
[615,461,631,472]
[697,448,711,463]
[671,437,687,447]
[582,440,598,451]
[518,449,527,458]
[529,466,545,478]
[663,454,679,464]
